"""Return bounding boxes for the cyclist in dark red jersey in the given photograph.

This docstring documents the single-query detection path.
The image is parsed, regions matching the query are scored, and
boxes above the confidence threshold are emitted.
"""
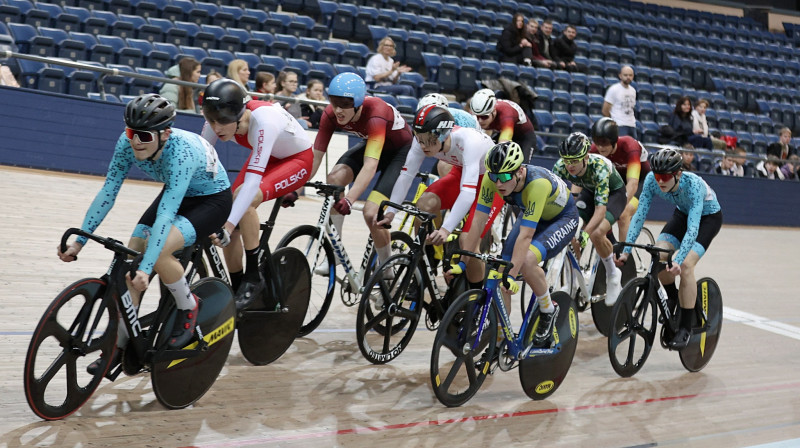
[590,117,650,242]
[310,73,413,272]
[470,88,537,163]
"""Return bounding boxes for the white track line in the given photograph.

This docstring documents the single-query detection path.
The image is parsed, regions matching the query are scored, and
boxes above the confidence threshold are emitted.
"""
[725,307,800,341]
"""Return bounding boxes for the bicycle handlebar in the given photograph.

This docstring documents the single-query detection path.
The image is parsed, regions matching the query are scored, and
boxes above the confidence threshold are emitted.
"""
[615,242,675,269]
[304,181,346,199]
[61,228,140,258]
[447,248,517,291]
[377,200,436,229]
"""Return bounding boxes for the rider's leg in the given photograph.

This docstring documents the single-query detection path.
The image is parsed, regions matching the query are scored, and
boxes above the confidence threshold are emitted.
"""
[677,251,700,322]
[415,191,444,267]
[362,196,391,260]
[617,198,638,242]
[326,163,355,238]
[592,217,624,304]
[236,188,264,284]
[655,240,679,304]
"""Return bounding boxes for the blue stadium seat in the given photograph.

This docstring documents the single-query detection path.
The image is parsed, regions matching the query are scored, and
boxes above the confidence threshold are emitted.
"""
[571,92,589,115]
[421,52,442,82]
[551,112,573,143]
[534,69,555,90]
[551,90,572,113]
[437,54,460,92]
[553,70,571,92]
[308,60,335,84]
[587,94,604,115]
[260,54,286,74]
[586,75,604,96]
[8,23,55,57]
[637,100,656,122]
[572,113,592,134]
[39,26,87,60]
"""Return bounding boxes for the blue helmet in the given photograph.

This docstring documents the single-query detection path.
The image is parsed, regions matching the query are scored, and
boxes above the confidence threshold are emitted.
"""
[328,72,366,108]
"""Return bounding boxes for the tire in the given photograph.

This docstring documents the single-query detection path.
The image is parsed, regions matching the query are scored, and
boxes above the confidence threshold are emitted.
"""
[430,289,497,407]
[679,277,723,372]
[355,253,423,364]
[277,224,336,337]
[24,278,117,421]
[607,277,658,378]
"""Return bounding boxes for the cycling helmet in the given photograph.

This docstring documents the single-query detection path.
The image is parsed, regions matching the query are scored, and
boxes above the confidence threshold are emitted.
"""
[470,89,496,115]
[649,148,684,174]
[485,141,525,174]
[328,72,366,108]
[202,78,247,124]
[413,105,454,142]
[591,117,619,145]
[124,93,176,131]
[559,132,591,160]
[416,93,449,111]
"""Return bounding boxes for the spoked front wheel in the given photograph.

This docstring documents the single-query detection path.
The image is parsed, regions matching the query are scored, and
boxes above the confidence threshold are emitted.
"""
[430,289,497,407]
[679,277,723,372]
[24,278,117,420]
[607,277,658,377]
[151,277,236,409]
[355,253,423,364]
[238,247,311,365]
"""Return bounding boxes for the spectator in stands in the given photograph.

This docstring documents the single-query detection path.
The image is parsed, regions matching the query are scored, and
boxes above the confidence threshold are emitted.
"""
[297,79,326,129]
[227,59,251,90]
[497,13,534,67]
[274,70,307,130]
[552,25,583,72]
[756,156,785,180]
[603,66,637,138]
[536,18,558,67]
[159,57,201,113]
[0,64,20,87]
[732,147,748,174]
[255,71,276,97]
[523,18,556,68]
[365,37,415,97]
[713,152,743,176]
[780,154,799,180]
[662,96,695,147]
[687,98,714,150]
[681,146,698,172]
[767,127,797,160]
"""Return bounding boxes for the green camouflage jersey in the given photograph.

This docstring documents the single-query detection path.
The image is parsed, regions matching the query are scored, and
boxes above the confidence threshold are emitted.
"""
[553,153,625,206]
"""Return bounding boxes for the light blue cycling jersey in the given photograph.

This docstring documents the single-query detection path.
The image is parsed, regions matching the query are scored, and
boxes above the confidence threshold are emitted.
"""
[625,171,721,264]
[451,108,481,131]
[78,128,230,274]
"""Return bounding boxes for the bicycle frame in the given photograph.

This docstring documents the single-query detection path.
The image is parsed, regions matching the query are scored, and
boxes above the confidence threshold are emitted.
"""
[545,246,600,305]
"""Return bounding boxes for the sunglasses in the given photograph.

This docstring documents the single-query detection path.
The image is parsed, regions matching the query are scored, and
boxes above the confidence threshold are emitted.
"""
[653,173,675,183]
[125,127,159,143]
[563,158,584,166]
[488,171,514,183]
[476,114,492,121]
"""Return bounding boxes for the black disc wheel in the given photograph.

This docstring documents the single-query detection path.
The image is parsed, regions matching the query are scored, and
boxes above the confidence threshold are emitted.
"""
[430,289,497,407]
[277,224,336,337]
[151,278,235,409]
[356,253,423,364]
[238,247,310,365]
[24,278,116,421]
[519,291,579,400]
[607,277,658,378]
[679,278,723,372]
[591,255,637,337]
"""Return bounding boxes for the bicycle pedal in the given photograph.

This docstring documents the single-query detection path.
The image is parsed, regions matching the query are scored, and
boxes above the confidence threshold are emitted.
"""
[105,364,123,381]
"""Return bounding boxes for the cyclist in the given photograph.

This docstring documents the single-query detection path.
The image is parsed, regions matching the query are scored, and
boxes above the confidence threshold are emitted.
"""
[417,93,482,179]
[553,132,626,305]
[469,88,537,164]
[58,93,233,372]
[590,117,650,243]
[309,72,412,273]
[460,141,579,346]
[616,148,722,349]
[377,105,497,291]
[200,78,313,307]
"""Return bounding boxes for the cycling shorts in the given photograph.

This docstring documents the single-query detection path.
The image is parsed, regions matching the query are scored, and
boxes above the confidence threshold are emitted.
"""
[575,187,627,225]
[659,210,723,260]
[502,196,580,264]
[135,188,232,246]
[231,148,313,202]
[336,139,411,203]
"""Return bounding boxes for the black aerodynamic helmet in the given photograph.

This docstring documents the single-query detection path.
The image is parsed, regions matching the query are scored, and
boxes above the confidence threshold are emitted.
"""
[591,117,619,145]
[412,105,454,141]
[202,78,247,124]
[124,93,176,131]
[559,132,591,160]
[649,148,684,174]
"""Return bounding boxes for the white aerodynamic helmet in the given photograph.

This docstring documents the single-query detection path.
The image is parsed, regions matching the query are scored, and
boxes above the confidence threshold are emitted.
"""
[469,88,496,115]
[416,93,449,111]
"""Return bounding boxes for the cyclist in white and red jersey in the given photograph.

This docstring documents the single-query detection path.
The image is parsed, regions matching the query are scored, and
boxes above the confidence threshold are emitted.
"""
[377,105,500,290]
[310,73,413,272]
[470,88,537,163]
[201,78,312,308]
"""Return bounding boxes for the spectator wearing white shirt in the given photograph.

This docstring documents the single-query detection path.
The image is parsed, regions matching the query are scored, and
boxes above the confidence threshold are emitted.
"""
[602,65,637,139]
[364,37,415,97]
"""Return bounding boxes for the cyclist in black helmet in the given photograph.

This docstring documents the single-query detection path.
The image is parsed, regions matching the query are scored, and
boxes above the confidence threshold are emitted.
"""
[553,132,628,306]
[616,148,723,350]
[59,93,233,373]
[459,141,579,347]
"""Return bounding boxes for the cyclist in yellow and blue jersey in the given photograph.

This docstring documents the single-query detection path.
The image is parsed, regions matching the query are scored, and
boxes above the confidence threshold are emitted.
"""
[459,141,579,346]
[552,132,627,306]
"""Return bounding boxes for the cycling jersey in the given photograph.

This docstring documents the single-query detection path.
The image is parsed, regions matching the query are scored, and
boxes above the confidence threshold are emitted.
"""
[80,128,230,274]
[202,100,311,227]
[314,96,412,160]
[451,108,481,131]
[625,171,722,264]
[483,100,534,142]
[390,126,494,231]
[552,153,626,206]
[589,136,651,181]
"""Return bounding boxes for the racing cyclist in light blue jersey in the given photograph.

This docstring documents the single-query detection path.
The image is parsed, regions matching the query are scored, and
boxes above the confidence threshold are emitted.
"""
[616,148,722,350]
[58,94,233,373]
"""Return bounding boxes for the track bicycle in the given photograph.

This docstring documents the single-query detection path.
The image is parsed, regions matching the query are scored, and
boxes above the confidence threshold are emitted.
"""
[607,242,723,377]
[276,182,413,336]
[430,249,579,407]
[24,229,236,420]
[355,200,468,364]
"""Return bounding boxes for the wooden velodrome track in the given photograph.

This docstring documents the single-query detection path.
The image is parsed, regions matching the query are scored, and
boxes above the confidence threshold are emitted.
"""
[1,165,799,448]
